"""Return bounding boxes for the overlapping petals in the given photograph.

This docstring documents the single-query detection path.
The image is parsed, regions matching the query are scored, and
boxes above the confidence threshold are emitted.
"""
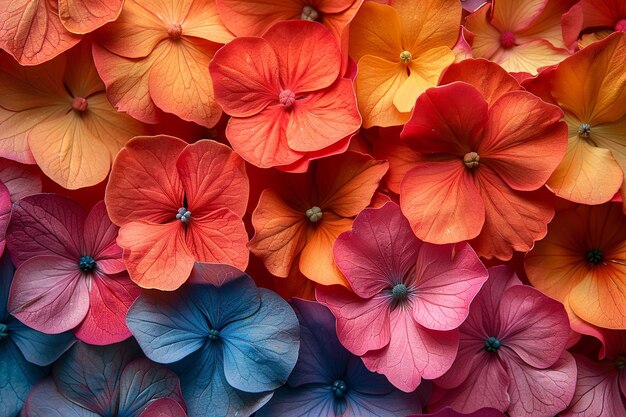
[316,202,488,391]
[6,194,138,345]
[105,135,249,290]
[126,264,300,417]
[432,266,577,417]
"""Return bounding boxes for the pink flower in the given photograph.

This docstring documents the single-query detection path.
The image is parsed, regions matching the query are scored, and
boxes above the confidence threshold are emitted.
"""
[432,266,577,417]
[316,202,488,391]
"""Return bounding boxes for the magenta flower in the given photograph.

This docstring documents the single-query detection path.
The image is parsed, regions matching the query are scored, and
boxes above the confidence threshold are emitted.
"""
[431,266,577,417]
[316,202,489,391]
[6,194,140,345]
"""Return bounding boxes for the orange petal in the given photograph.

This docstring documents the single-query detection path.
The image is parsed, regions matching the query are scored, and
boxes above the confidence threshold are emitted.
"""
[0,0,81,65]
[118,221,194,290]
[472,169,555,260]
[492,39,571,74]
[105,135,186,225]
[517,0,582,50]
[185,208,249,270]
[286,79,361,152]
[490,0,547,32]
[592,118,626,209]
[465,5,504,63]
[215,0,301,37]
[0,107,51,164]
[299,214,352,287]
[400,161,485,243]
[317,151,388,217]
[373,134,423,194]
[182,0,234,44]
[349,2,403,63]
[273,260,317,301]
[248,189,309,277]
[396,0,461,52]
[59,0,124,34]
[148,40,222,128]
[354,55,410,128]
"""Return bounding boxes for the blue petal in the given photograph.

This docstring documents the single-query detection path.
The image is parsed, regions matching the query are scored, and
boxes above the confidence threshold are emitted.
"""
[0,253,15,321]
[0,339,47,417]
[199,276,261,329]
[221,289,300,393]
[117,359,184,417]
[22,379,100,417]
[345,390,422,416]
[53,340,139,416]
[344,355,397,395]
[256,385,336,417]
[8,319,74,366]
[126,286,213,364]
[172,343,272,417]
[288,299,352,387]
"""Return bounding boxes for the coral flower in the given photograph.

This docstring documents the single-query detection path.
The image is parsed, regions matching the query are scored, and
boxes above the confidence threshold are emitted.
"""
[397,59,568,259]
[316,203,489,391]
[6,195,140,345]
[105,135,249,291]
[209,20,361,171]
[523,32,626,208]
[465,0,582,74]
[93,0,233,127]
[248,151,388,287]
[525,203,626,330]
[0,0,123,65]
[432,266,577,417]
[579,0,626,47]
[0,42,147,189]
[348,0,461,127]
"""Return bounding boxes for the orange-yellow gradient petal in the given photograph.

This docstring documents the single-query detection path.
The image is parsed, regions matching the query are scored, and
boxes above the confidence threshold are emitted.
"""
[59,0,124,34]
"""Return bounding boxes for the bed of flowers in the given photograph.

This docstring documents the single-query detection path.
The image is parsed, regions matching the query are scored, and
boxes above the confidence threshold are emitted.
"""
[0,0,625,416]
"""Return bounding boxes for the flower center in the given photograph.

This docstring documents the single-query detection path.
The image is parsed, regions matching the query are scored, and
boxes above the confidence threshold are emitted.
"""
[392,283,409,301]
[499,31,516,48]
[301,5,319,21]
[306,206,323,223]
[208,329,220,341]
[279,89,296,109]
[484,336,502,352]
[586,248,604,265]
[79,255,96,273]
[176,207,192,224]
[578,123,592,138]
[463,151,480,168]
[168,22,183,39]
[616,356,626,370]
[615,19,626,32]
[72,97,88,112]
[400,50,412,63]
[0,323,8,340]
[332,380,348,398]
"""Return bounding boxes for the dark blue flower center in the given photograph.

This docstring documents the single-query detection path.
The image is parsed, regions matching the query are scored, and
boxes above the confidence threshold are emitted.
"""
[484,336,501,353]
[392,283,408,301]
[176,207,192,224]
[332,380,348,398]
[0,323,8,340]
[208,329,219,341]
[79,255,96,272]
[616,356,626,370]
[586,248,603,265]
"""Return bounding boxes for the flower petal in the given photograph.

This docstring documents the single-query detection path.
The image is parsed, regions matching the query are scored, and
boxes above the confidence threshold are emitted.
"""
[23,379,100,417]
[139,398,187,417]
[255,386,335,417]
[0,158,41,202]
[348,2,403,63]
[8,320,74,366]
[82,201,124,274]
[491,0,547,32]
[396,0,462,52]
[59,0,124,34]
[180,0,234,44]
[215,0,302,37]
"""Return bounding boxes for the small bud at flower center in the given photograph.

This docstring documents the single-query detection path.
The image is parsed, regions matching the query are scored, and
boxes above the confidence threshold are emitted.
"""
[586,248,603,265]
[616,356,626,370]
[301,5,319,21]
[500,31,516,48]
[0,323,8,340]
[279,89,296,109]
[168,23,183,39]
[463,152,480,168]
[79,255,96,273]
[616,19,626,32]
[392,283,408,301]
[578,123,592,138]
[306,206,323,222]
[400,50,412,63]
[176,207,192,224]
[332,380,348,398]
[208,329,219,341]
[484,336,501,352]
[72,97,88,112]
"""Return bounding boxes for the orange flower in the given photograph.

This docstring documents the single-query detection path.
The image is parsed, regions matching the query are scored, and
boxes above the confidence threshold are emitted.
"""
[525,203,626,330]
[465,0,582,74]
[349,0,461,127]
[93,0,233,127]
[248,151,388,287]
[523,32,626,209]
[0,41,147,189]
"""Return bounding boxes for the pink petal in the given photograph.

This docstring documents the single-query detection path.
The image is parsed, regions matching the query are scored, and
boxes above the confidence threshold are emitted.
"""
[333,202,421,299]
[503,352,576,417]
[411,242,488,331]
[315,285,391,356]
[0,182,11,254]
[83,201,124,274]
[8,255,88,334]
[0,158,41,202]
[74,271,140,345]
[362,308,459,392]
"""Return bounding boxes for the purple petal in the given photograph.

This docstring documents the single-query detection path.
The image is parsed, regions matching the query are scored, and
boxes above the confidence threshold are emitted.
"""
[255,386,335,417]
[22,379,99,417]
[139,398,187,417]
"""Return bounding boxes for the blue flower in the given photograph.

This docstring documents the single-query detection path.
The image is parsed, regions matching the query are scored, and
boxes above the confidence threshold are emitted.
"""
[0,254,74,417]
[126,263,300,417]
[256,299,424,417]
